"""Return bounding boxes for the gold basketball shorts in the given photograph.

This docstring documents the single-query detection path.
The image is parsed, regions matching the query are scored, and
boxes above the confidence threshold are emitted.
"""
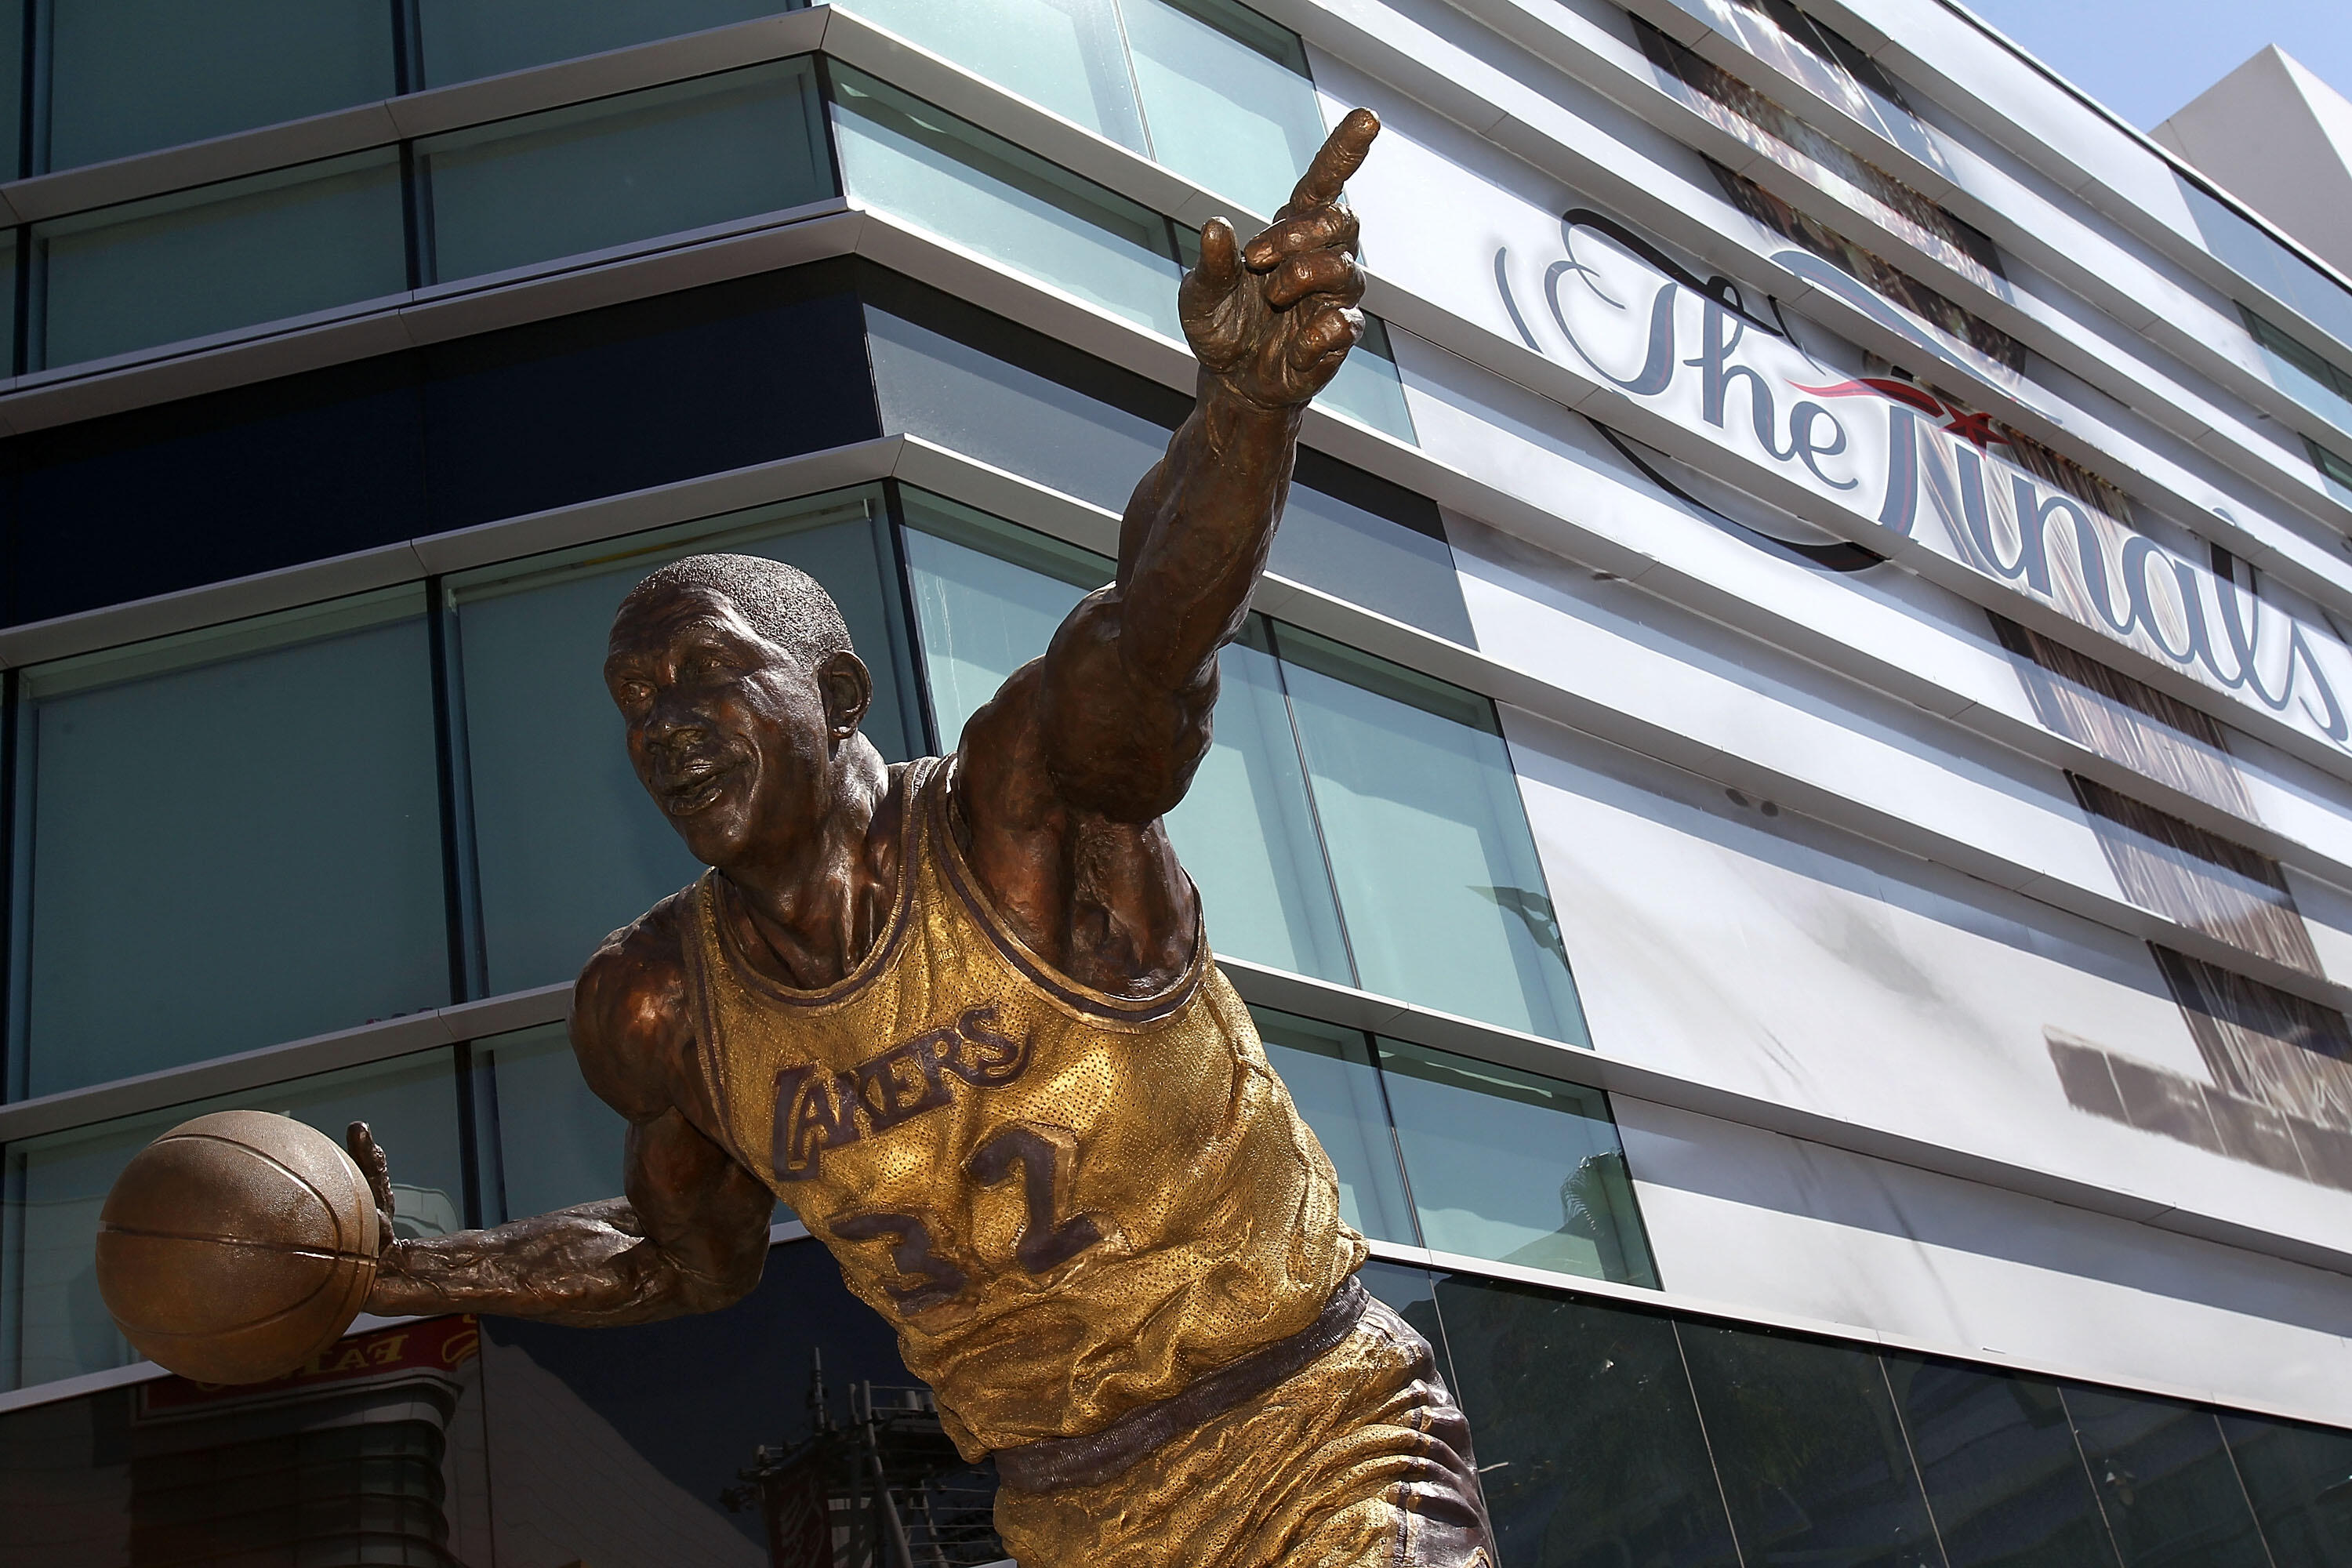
[992,1277,1496,1567]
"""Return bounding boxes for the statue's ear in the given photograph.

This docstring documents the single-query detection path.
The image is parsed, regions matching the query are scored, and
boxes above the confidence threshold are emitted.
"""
[817,651,873,742]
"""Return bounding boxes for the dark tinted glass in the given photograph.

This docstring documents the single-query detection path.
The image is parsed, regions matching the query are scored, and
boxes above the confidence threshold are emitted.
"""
[2220,1410,2352,1567]
[419,0,797,85]
[1678,1322,1943,1567]
[1435,1276,1739,1568]
[481,1240,1004,1563]
[1886,1352,2118,1568]
[420,266,876,532]
[4,264,876,626]
[2063,1385,2269,1568]
[42,0,394,172]
[5,358,427,626]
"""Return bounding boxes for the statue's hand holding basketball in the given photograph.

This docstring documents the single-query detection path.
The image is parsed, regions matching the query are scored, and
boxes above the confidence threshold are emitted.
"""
[346,1120,400,1257]
[93,1111,386,1384]
[1178,109,1377,409]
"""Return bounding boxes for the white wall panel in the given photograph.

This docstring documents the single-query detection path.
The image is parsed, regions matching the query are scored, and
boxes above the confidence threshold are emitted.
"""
[1497,704,2352,1258]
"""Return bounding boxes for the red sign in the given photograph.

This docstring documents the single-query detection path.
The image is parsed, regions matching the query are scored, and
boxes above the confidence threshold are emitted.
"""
[141,1315,480,1412]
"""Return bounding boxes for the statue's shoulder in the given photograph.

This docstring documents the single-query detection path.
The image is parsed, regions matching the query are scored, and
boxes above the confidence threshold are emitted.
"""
[571,884,701,1088]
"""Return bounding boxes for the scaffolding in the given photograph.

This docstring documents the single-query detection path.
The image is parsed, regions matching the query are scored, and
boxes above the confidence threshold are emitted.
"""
[725,1352,1008,1568]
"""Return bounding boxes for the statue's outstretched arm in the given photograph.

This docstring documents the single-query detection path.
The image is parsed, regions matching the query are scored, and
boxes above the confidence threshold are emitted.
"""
[1028,111,1380,824]
[357,922,775,1327]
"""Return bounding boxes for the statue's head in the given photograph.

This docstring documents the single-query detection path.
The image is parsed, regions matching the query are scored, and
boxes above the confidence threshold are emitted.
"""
[604,553,873,870]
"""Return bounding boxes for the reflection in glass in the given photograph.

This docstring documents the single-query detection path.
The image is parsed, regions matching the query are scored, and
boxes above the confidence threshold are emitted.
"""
[1885,1353,2119,1568]
[842,0,1145,149]
[900,494,1100,751]
[0,1312,495,1566]
[419,0,793,85]
[477,1023,627,1223]
[1277,626,1588,1039]
[11,592,447,1097]
[453,489,913,996]
[43,0,394,171]
[421,60,832,285]
[2063,1385,2270,1568]
[866,291,1461,633]
[899,498,1353,979]
[0,1050,465,1392]
[1377,1040,1652,1282]
[1436,1277,1739,1568]
[2220,1410,2352,1568]
[1312,313,1421,445]
[866,301,1181,511]
[31,150,407,368]
[1678,1322,1944,1568]
[483,1238,1002,1563]
[1121,0,1327,220]
[1253,1011,1414,1243]
[833,68,1186,339]
[1274,453,1469,642]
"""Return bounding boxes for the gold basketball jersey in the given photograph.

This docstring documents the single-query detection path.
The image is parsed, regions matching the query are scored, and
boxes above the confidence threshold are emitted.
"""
[681,757,1366,1457]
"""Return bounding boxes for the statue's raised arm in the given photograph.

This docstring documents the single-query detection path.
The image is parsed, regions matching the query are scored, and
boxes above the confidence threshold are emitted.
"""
[951,111,1379,999]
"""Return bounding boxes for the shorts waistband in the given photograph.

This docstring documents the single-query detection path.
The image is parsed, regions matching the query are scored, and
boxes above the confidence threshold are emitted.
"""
[993,1275,1371,1494]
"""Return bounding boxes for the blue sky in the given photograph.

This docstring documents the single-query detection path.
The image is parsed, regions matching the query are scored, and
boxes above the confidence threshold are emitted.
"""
[1954,0,2352,129]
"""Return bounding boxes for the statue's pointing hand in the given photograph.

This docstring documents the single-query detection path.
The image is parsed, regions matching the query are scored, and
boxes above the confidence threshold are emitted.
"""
[1180,108,1379,409]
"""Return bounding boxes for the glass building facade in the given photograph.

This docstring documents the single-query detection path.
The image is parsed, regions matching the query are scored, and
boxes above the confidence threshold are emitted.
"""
[3,2,2352,1566]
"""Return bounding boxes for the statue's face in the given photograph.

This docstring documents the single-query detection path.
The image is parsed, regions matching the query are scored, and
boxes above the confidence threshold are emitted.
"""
[603,584,841,870]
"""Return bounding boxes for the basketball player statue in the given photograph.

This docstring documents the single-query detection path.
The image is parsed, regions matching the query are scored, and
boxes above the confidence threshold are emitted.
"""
[346,110,1489,1566]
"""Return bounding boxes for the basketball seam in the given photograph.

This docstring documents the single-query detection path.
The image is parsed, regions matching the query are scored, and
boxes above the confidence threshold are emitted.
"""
[97,1221,379,1264]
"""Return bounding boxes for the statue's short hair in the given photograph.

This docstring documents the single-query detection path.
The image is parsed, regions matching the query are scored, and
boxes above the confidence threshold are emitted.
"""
[620,552,855,667]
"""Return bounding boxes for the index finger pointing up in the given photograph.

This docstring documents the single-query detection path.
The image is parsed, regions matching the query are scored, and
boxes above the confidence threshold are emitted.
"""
[1286,107,1380,215]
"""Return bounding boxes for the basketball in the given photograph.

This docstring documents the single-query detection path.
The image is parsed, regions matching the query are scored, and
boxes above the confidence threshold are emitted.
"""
[95,1109,380,1385]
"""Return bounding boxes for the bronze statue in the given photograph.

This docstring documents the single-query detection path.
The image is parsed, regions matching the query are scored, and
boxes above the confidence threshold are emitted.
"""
[351,111,1496,1566]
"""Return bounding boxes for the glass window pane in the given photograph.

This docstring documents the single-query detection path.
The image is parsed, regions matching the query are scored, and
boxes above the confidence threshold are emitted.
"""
[900,494,1103,751]
[841,0,1145,150]
[476,1023,625,1223]
[898,495,1350,979]
[0,1049,465,1392]
[1436,1276,1741,1568]
[422,60,830,285]
[1250,1008,1414,1243]
[1312,312,1419,445]
[1885,1352,2122,1568]
[1376,1039,1653,1283]
[2220,1410,2352,1568]
[1276,452,1470,643]
[419,0,795,86]
[868,289,1463,638]
[481,1239,1003,1563]
[1174,622,1353,979]
[31,149,407,369]
[2180,176,2352,356]
[2063,1385,2270,1568]
[833,67,1184,339]
[452,489,914,996]
[1120,0,1326,221]
[1275,626,1588,1039]
[1678,1322,1943,1568]
[475,1021,795,1229]
[42,0,394,172]
[11,593,448,1098]
[866,300,1181,512]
